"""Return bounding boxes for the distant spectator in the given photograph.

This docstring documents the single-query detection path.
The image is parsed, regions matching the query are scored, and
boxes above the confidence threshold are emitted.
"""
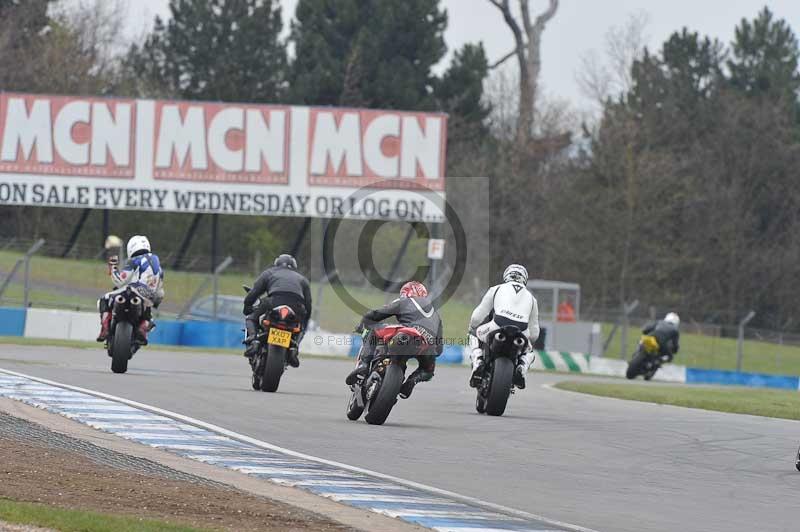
[557,300,576,322]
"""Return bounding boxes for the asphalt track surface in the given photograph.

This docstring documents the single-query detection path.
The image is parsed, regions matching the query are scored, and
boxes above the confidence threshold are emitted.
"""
[1,345,799,532]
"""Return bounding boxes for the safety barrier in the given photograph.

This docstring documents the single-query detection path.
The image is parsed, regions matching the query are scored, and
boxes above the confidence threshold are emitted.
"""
[3,306,800,390]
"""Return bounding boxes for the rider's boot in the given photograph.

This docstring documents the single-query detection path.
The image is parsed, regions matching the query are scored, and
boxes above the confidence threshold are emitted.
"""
[399,368,433,399]
[243,319,258,358]
[244,340,261,359]
[345,357,370,385]
[514,351,534,389]
[469,352,485,388]
[135,320,150,345]
[96,312,111,342]
[513,364,527,389]
[287,346,300,368]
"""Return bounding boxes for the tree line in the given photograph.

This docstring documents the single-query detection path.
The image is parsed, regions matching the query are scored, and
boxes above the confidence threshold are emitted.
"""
[1,1,799,330]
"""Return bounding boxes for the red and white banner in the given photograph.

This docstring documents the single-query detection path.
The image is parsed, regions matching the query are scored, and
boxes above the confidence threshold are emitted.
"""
[0,92,447,221]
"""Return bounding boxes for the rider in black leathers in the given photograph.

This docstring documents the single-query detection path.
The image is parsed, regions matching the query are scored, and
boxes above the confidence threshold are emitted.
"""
[642,312,681,362]
[345,281,443,399]
[242,254,312,367]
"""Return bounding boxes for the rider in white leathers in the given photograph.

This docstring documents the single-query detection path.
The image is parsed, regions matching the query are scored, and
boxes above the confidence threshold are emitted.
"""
[468,264,539,389]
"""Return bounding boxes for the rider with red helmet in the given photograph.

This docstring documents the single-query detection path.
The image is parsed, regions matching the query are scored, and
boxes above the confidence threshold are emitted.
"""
[345,281,444,399]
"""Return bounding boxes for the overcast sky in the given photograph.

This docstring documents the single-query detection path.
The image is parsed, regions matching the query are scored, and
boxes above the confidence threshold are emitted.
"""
[125,1,800,111]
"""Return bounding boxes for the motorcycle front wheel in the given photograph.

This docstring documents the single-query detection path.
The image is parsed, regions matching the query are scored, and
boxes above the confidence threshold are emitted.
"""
[626,351,648,380]
[475,391,487,414]
[346,389,365,420]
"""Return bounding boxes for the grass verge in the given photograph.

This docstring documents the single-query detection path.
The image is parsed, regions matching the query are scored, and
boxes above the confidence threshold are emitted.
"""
[0,499,206,532]
[554,380,800,420]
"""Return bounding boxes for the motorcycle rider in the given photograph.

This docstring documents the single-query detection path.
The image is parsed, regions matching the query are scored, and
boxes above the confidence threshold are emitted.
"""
[96,235,164,345]
[641,312,680,362]
[345,281,443,399]
[468,264,539,390]
[242,254,312,368]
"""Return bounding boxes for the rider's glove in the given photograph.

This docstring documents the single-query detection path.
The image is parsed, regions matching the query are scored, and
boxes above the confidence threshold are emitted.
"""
[107,255,119,267]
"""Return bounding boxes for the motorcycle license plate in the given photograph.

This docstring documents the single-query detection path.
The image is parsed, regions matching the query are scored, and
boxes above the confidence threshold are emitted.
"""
[267,328,292,348]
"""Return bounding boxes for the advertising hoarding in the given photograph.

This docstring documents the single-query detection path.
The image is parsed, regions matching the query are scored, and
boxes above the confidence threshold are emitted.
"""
[0,93,447,221]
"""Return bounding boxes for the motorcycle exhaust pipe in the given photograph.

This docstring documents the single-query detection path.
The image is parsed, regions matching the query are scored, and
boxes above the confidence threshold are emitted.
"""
[513,336,526,347]
[130,296,141,306]
[114,295,126,304]
[495,333,506,343]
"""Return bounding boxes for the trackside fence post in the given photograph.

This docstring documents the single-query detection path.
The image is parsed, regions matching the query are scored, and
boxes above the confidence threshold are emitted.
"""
[0,239,45,307]
[620,299,639,359]
[736,310,756,372]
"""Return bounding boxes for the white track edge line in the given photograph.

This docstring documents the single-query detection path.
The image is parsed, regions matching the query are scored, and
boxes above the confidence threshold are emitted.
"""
[0,367,599,532]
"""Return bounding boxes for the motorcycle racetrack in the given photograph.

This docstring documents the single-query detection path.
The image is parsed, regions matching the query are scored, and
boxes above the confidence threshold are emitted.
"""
[1,344,798,532]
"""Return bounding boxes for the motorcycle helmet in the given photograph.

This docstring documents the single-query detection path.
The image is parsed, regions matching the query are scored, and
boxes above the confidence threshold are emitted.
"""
[399,281,428,299]
[664,312,680,327]
[274,254,297,269]
[126,235,151,258]
[502,264,528,285]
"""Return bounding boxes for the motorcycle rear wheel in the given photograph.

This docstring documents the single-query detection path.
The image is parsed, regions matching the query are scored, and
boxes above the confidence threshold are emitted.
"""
[365,364,403,425]
[486,357,513,416]
[260,344,286,392]
[110,322,133,374]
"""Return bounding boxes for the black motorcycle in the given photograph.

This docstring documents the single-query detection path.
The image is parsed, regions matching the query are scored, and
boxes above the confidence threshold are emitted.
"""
[245,287,301,393]
[107,286,146,374]
[626,335,668,380]
[475,325,528,416]
[795,445,800,472]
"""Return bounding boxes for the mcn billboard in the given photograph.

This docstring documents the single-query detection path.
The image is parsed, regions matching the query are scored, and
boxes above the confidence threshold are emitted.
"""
[0,93,447,221]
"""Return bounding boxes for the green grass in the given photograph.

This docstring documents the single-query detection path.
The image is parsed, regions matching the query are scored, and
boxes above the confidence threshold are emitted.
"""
[0,250,474,339]
[602,323,800,376]
[0,499,208,532]
[555,380,800,420]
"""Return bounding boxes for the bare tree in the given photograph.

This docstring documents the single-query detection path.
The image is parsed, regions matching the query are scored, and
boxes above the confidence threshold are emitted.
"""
[577,11,649,112]
[488,0,559,153]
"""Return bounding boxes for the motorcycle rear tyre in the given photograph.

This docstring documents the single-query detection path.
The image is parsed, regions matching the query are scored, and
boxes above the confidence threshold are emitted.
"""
[486,357,513,416]
[261,344,286,392]
[365,364,403,425]
[110,322,133,374]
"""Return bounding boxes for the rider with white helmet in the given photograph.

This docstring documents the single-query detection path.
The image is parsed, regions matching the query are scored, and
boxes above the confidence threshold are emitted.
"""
[468,264,539,389]
[96,235,164,345]
[642,312,681,362]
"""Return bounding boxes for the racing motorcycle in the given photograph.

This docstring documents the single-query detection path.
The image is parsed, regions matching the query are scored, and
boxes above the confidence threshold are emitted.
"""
[346,325,433,425]
[796,444,800,472]
[626,334,667,380]
[244,286,302,393]
[475,325,528,416]
[107,286,146,374]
